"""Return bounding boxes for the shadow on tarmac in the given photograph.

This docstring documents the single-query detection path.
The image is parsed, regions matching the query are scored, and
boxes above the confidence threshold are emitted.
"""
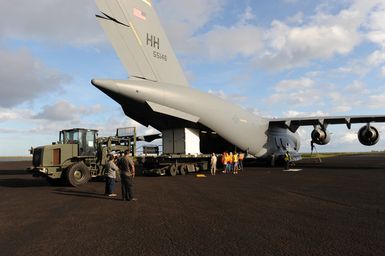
[0,170,31,175]
[0,178,49,188]
[53,188,121,201]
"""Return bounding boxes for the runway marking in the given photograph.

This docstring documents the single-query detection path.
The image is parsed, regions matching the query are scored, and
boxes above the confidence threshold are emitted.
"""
[283,169,302,172]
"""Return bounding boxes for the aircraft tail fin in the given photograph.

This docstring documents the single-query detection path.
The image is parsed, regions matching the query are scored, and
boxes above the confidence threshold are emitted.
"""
[95,0,189,87]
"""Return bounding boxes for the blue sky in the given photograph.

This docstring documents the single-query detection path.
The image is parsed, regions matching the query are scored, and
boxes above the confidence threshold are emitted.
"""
[1,0,385,156]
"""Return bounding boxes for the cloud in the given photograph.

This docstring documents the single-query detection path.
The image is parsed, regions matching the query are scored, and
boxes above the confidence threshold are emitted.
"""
[335,60,371,77]
[0,0,103,46]
[267,77,324,106]
[275,78,314,92]
[266,77,374,113]
[156,0,384,73]
[345,80,369,94]
[367,50,385,66]
[287,12,304,25]
[200,24,263,61]
[368,93,385,109]
[155,0,224,54]
[0,108,32,122]
[283,0,300,4]
[340,131,358,144]
[282,110,329,118]
[156,2,264,61]
[259,19,361,70]
[238,6,257,25]
[365,1,385,48]
[33,101,78,121]
[381,66,385,77]
[0,47,70,108]
[33,101,103,121]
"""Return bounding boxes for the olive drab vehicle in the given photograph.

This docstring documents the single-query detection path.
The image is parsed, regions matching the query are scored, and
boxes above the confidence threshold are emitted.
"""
[28,127,137,186]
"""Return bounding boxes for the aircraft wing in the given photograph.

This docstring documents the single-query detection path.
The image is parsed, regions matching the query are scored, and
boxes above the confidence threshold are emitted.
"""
[269,115,385,132]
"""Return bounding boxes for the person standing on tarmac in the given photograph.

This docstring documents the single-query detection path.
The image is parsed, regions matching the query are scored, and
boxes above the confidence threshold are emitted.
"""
[228,152,234,173]
[118,150,136,201]
[284,151,291,170]
[210,153,217,176]
[233,153,239,174]
[238,152,245,171]
[104,154,119,197]
[222,152,228,173]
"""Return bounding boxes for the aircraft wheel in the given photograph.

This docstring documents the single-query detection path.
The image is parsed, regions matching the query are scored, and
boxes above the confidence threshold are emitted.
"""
[66,162,91,186]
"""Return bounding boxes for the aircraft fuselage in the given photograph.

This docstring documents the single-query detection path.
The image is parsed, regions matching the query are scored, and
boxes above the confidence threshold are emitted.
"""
[92,78,293,157]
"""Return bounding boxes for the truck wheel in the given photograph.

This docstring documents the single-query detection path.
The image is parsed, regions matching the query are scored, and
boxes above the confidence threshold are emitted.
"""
[66,162,90,186]
[167,165,177,176]
[179,164,187,175]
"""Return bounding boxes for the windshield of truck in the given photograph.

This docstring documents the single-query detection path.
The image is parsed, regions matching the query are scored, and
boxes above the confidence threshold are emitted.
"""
[61,130,80,144]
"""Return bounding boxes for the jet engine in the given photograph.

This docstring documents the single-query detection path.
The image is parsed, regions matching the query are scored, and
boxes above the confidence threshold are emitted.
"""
[358,125,379,146]
[311,128,330,145]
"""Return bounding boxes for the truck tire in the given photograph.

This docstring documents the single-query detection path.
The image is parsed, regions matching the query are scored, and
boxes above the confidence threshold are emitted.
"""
[167,165,177,176]
[179,164,187,175]
[66,162,91,186]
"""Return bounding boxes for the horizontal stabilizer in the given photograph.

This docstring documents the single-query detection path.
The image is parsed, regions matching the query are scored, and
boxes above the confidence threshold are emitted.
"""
[147,101,200,123]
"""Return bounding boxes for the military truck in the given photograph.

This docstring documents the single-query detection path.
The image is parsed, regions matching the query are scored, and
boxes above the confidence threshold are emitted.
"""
[28,127,136,186]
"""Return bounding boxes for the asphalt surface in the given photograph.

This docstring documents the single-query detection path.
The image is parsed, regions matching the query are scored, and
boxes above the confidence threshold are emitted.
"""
[0,154,385,256]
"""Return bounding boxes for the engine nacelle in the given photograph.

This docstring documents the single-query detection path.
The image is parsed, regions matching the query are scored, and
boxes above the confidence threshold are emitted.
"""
[358,125,379,146]
[311,128,331,145]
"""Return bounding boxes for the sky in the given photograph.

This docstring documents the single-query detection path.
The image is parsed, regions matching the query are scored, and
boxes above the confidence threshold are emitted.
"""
[1,0,385,156]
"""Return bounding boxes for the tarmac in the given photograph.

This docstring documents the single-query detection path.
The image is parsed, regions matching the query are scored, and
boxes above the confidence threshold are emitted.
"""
[0,153,384,256]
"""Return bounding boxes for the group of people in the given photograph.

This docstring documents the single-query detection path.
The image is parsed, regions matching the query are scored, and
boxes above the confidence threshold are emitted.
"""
[104,149,137,201]
[210,152,245,176]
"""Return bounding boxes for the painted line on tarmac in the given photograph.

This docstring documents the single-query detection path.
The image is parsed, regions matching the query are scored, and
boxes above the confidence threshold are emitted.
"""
[283,169,303,172]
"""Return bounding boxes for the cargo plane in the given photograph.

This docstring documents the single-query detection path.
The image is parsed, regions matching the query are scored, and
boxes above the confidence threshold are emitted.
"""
[92,0,385,160]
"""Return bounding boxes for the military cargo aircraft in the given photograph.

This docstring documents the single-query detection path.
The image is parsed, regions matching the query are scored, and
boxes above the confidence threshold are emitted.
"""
[92,0,385,159]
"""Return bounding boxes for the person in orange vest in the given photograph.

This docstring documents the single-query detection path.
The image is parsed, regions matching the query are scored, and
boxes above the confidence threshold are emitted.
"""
[222,152,228,173]
[228,152,233,173]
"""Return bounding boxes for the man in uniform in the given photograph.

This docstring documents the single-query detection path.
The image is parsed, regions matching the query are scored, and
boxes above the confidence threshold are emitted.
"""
[118,150,136,201]
[104,153,118,197]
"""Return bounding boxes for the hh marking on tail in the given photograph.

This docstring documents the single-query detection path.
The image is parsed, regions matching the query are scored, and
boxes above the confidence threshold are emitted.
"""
[146,33,160,49]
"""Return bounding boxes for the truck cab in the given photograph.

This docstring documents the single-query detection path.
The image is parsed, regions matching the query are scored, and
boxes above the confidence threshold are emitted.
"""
[59,128,98,156]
